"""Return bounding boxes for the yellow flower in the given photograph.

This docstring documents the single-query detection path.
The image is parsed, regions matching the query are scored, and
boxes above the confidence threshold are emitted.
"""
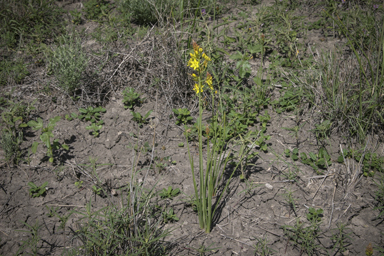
[190,50,199,59]
[191,73,198,82]
[202,53,211,61]
[188,58,199,70]
[206,72,213,90]
[202,60,208,69]
[193,83,204,94]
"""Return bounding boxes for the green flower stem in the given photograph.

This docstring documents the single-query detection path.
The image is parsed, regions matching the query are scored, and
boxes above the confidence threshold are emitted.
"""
[198,77,205,230]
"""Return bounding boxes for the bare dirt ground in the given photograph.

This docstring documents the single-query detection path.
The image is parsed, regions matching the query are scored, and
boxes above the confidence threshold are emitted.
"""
[1,0,383,255]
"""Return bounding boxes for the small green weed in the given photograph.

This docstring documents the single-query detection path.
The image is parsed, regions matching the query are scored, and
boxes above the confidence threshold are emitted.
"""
[92,185,103,196]
[159,186,180,199]
[282,122,306,143]
[173,108,193,125]
[0,130,23,165]
[122,87,144,110]
[281,167,299,182]
[229,51,252,78]
[374,174,384,219]
[71,106,106,137]
[55,210,74,231]
[16,220,42,256]
[27,116,69,163]
[84,0,110,21]
[285,147,332,174]
[300,148,332,173]
[46,33,88,94]
[0,59,30,85]
[285,148,299,161]
[86,123,103,137]
[79,157,112,187]
[75,180,83,189]
[76,106,106,124]
[252,237,276,256]
[46,206,59,218]
[272,85,305,114]
[153,156,171,173]
[306,207,323,223]
[28,181,48,198]
[131,110,152,127]
[338,148,384,177]
[258,110,271,133]
[331,223,351,254]
[70,10,83,25]
[283,207,324,256]
[1,100,34,133]
[283,188,297,215]
[162,208,179,223]
[311,120,332,142]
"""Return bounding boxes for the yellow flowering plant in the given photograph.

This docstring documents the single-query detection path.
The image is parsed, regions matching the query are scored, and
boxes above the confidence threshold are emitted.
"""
[185,41,240,233]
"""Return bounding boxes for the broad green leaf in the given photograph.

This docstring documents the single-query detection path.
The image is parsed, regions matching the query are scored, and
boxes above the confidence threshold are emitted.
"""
[309,152,317,161]
[28,119,43,130]
[40,133,51,148]
[49,116,61,125]
[144,110,153,119]
[229,51,243,60]
[28,182,37,189]
[31,142,39,154]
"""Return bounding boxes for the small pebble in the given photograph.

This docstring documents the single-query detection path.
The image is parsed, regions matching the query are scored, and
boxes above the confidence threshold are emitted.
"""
[265,183,273,190]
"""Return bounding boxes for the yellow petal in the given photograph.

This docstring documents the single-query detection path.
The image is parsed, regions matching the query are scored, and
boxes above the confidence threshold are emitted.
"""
[193,83,204,94]
[202,53,211,61]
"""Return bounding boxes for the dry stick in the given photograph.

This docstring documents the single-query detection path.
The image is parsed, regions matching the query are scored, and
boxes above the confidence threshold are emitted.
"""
[253,225,282,237]
[45,204,85,207]
[103,26,155,99]
[253,180,295,184]
[333,204,352,224]
[344,138,370,199]
[311,171,334,201]
[0,230,9,236]
[219,234,252,247]
[340,144,350,179]
[328,184,337,229]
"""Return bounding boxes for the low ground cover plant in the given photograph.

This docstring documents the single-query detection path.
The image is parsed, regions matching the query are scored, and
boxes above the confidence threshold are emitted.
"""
[27,116,68,164]
[2,0,384,255]
[173,107,194,125]
[131,109,153,127]
[0,100,33,164]
[338,148,384,177]
[159,186,180,199]
[69,106,106,137]
[28,181,48,198]
[285,147,332,174]
[45,33,88,94]
[122,87,144,110]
